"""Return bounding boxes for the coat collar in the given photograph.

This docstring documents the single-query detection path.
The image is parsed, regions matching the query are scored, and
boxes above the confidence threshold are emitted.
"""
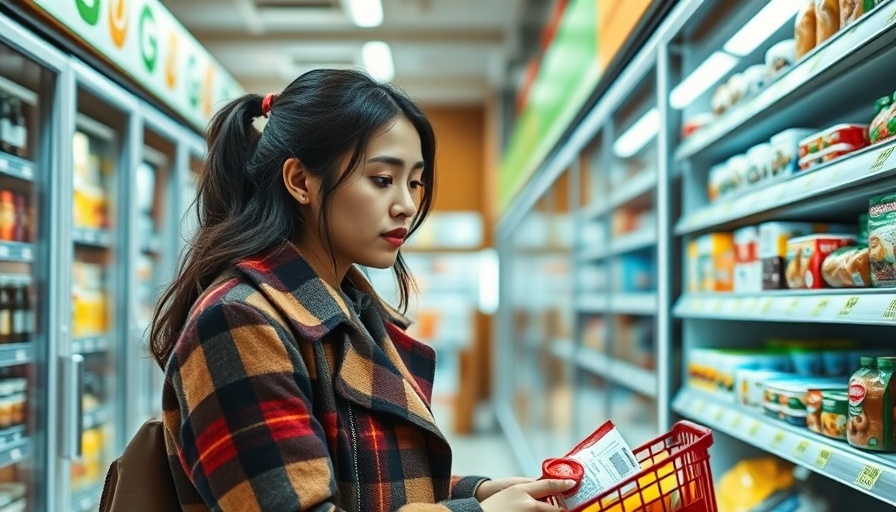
[234,242,444,441]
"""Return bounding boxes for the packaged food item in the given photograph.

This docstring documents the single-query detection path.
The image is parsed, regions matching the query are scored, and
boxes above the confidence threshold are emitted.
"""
[734,226,760,293]
[697,233,734,292]
[815,0,841,45]
[763,377,845,426]
[540,420,640,510]
[795,1,818,59]
[760,222,818,289]
[707,162,726,202]
[769,129,814,178]
[806,388,826,434]
[821,245,870,287]
[745,143,771,185]
[868,193,896,287]
[841,0,878,27]
[790,348,825,376]
[711,83,731,116]
[821,390,849,440]
[726,73,748,108]
[848,357,896,451]
[786,234,857,288]
[798,124,869,170]
[736,369,792,408]
[741,65,767,99]
[681,112,714,139]
[725,154,749,197]
[687,240,699,293]
[868,94,895,144]
[860,213,870,243]
[765,39,796,79]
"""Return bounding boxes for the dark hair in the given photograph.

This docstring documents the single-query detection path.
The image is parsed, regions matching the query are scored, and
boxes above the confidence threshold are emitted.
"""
[150,68,436,368]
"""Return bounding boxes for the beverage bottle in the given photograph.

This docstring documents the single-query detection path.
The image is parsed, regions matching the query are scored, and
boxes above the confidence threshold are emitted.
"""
[0,93,12,155]
[12,282,26,344]
[0,279,12,344]
[9,98,26,158]
[0,191,15,241]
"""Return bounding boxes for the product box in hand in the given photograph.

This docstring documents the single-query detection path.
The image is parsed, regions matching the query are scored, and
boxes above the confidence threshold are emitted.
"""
[869,193,896,287]
[540,421,641,510]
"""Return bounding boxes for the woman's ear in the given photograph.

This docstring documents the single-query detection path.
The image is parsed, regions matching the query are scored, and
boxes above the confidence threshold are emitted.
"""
[282,157,314,205]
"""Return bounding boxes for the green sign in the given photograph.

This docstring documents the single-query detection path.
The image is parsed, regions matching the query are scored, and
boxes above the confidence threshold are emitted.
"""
[28,0,244,130]
[499,0,600,211]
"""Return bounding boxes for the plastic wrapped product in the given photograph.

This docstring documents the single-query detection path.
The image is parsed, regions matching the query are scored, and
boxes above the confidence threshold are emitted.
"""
[795,1,818,59]
[868,193,896,287]
[745,143,772,185]
[785,234,856,289]
[816,0,841,45]
[869,94,896,145]
[765,39,796,78]
[770,128,814,178]
[821,245,871,287]
[841,0,882,27]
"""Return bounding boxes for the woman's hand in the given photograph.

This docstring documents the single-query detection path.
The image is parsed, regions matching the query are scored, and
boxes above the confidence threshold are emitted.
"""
[474,477,535,501]
[479,479,576,512]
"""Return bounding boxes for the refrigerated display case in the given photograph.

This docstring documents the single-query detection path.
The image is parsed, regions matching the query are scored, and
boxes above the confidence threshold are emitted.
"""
[0,7,212,510]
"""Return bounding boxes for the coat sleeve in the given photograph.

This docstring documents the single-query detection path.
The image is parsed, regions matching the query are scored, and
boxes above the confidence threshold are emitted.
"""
[449,476,490,500]
[168,300,484,512]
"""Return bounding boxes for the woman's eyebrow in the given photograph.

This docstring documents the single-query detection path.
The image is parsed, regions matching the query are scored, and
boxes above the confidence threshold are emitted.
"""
[367,155,425,170]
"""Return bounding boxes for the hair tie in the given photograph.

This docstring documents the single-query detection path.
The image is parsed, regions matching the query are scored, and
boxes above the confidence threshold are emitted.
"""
[261,93,277,118]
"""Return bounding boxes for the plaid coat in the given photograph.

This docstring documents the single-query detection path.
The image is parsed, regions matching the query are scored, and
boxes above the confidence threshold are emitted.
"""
[162,242,488,511]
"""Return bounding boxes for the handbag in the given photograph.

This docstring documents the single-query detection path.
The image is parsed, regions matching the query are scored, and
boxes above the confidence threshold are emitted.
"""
[99,419,182,511]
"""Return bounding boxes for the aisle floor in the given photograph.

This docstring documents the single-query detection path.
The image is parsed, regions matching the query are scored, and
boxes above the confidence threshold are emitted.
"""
[432,398,524,480]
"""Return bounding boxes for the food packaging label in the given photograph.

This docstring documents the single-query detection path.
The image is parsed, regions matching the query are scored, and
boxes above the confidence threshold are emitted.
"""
[869,193,896,287]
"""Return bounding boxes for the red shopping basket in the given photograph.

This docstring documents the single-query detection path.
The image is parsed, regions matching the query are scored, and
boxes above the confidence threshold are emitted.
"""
[546,421,716,512]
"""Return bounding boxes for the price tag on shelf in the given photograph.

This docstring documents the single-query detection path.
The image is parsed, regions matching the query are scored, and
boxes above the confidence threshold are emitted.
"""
[0,159,7,172]
[814,448,832,469]
[812,298,830,317]
[882,298,896,320]
[856,465,883,490]
[9,448,21,462]
[801,172,819,192]
[744,297,757,314]
[786,298,801,316]
[730,414,742,429]
[710,299,723,314]
[713,407,725,423]
[20,166,32,179]
[748,421,761,438]
[21,247,31,261]
[759,297,774,315]
[693,399,707,415]
[839,297,860,317]
[869,145,895,174]
[792,440,810,458]
[14,350,25,362]
[731,298,743,312]
[0,246,9,259]
[771,430,787,449]
[691,299,704,314]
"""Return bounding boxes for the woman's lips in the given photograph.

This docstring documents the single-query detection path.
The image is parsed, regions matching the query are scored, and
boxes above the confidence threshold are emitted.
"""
[381,235,404,247]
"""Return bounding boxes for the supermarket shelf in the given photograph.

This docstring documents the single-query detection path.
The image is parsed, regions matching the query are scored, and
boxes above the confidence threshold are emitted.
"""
[0,430,28,468]
[675,1,896,161]
[0,344,31,368]
[575,294,609,313]
[0,153,35,182]
[0,242,33,263]
[674,388,896,506]
[675,290,896,325]
[676,137,896,235]
[612,293,658,315]
[609,229,656,255]
[73,484,102,512]
[72,228,112,248]
[551,340,657,397]
[72,335,109,355]
[582,198,611,220]
[609,170,656,209]
[82,406,110,430]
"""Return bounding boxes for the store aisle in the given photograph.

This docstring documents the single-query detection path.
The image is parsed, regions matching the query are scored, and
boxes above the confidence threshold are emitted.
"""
[432,399,524,479]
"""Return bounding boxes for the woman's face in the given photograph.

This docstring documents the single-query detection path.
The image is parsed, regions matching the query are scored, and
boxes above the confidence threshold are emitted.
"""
[312,116,425,271]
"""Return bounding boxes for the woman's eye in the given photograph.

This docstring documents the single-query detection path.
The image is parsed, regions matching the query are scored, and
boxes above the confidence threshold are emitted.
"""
[410,180,424,189]
[372,176,393,187]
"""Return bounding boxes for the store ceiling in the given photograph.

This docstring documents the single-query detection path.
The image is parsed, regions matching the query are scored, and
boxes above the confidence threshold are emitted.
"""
[164,0,548,106]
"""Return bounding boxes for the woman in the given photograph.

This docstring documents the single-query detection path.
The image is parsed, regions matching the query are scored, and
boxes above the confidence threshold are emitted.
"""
[152,69,574,511]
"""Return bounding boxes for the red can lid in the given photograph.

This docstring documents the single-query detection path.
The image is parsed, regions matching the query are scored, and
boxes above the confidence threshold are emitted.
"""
[541,458,584,496]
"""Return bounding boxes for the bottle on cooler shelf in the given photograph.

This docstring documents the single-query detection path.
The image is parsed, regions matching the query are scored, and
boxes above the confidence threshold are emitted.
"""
[9,98,26,159]
[0,94,13,155]
[0,280,12,345]
[0,191,15,241]
[11,282,26,344]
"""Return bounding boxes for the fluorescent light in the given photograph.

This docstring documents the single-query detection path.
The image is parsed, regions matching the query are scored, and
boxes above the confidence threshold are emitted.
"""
[362,41,394,82]
[348,0,383,27]
[724,0,801,56]
[669,51,739,110]
[613,107,660,158]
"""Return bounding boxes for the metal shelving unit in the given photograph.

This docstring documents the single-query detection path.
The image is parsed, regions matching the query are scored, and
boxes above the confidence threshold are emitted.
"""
[496,0,896,507]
